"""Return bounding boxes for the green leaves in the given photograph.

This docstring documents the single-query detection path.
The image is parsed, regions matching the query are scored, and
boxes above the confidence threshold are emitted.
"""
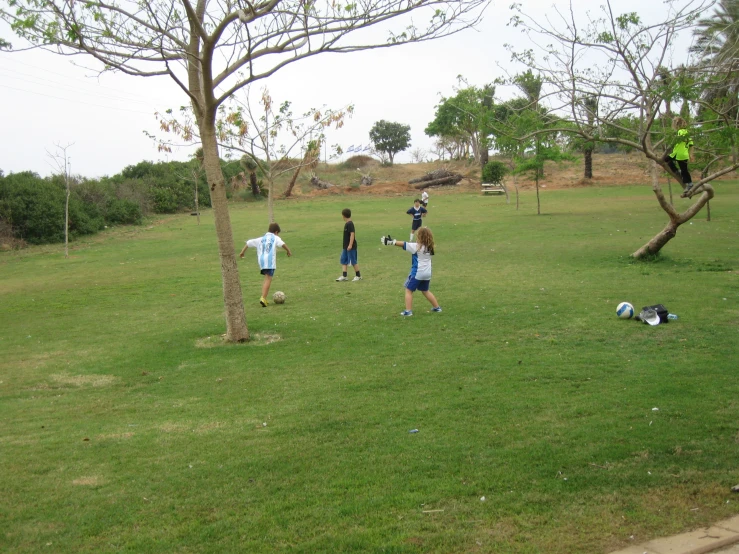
[369,120,411,165]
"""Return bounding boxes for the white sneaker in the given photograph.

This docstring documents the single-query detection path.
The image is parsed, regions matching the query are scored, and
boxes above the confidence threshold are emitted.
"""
[335,276,348,281]
[352,276,362,281]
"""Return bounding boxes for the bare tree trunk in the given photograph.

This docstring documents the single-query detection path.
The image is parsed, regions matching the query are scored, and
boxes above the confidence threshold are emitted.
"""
[283,165,301,198]
[706,200,711,222]
[249,173,260,197]
[535,175,541,215]
[267,177,275,223]
[583,147,593,179]
[64,179,69,259]
[192,167,200,226]
[195,182,200,226]
[200,123,249,342]
[632,161,714,259]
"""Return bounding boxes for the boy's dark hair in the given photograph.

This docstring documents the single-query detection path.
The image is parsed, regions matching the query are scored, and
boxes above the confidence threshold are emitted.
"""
[342,208,351,218]
[414,198,421,204]
[268,223,281,234]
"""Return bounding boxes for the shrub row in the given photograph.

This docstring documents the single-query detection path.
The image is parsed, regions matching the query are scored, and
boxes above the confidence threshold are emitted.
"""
[0,157,265,246]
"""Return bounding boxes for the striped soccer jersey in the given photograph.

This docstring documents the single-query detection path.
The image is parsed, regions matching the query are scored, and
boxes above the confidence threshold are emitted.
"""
[246,232,285,270]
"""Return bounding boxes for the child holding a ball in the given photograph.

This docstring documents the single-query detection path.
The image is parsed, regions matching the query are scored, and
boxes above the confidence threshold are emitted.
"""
[380,226,441,317]
[239,222,292,307]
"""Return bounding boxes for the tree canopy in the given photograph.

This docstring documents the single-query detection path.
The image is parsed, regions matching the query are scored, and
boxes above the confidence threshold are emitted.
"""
[369,120,411,165]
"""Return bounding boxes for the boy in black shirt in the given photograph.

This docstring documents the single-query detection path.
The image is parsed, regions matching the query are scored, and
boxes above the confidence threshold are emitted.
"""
[336,208,362,281]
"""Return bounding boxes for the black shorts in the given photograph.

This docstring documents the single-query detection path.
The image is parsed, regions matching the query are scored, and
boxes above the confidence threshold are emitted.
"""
[412,220,422,231]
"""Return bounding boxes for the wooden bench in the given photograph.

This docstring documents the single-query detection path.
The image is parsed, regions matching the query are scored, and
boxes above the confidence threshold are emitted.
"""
[481,183,506,195]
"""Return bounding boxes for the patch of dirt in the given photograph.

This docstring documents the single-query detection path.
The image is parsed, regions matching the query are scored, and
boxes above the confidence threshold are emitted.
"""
[195,333,282,348]
[295,153,739,198]
[298,153,657,197]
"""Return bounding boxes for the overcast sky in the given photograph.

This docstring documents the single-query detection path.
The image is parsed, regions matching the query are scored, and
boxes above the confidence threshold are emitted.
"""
[0,0,700,178]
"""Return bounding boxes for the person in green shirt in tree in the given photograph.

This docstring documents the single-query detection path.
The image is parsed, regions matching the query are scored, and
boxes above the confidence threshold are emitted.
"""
[663,116,695,197]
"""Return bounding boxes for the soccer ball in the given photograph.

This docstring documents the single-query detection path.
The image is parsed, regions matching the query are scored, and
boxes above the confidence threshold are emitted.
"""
[273,291,286,304]
[616,302,634,319]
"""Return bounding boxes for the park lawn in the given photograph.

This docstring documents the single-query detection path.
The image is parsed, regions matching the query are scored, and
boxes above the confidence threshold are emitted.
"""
[1,183,737,553]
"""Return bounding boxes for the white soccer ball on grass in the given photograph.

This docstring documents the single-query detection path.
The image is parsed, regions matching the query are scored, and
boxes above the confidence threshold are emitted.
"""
[616,302,634,319]
[273,291,286,304]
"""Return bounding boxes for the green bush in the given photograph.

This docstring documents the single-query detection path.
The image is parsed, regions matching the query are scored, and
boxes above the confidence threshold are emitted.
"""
[106,198,143,225]
[482,161,508,184]
[0,172,103,244]
[151,187,179,213]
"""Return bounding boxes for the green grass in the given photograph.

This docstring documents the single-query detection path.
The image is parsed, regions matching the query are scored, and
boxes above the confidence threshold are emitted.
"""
[1,183,738,553]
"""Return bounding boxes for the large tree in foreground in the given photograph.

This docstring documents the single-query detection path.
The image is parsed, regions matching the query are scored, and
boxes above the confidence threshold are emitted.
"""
[504,0,739,258]
[1,0,487,341]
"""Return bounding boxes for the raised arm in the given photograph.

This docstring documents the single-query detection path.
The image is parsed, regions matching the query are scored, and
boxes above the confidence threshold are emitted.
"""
[380,235,406,248]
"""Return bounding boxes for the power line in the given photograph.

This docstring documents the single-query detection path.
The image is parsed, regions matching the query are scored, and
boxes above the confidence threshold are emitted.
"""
[0,83,157,114]
[0,54,177,105]
[0,68,167,107]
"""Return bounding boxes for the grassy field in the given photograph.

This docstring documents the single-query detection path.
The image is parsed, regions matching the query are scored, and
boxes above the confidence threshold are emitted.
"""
[1,183,738,553]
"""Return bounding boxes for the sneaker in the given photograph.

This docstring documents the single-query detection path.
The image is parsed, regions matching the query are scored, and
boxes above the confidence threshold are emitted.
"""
[260,297,268,307]
[400,310,413,317]
[352,276,362,281]
[431,306,442,312]
[335,276,348,281]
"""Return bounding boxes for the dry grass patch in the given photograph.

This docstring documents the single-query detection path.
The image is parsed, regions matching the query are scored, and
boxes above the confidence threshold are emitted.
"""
[195,332,281,348]
[72,476,106,486]
[96,432,134,440]
[49,373,119,388]
[159,422,189,433]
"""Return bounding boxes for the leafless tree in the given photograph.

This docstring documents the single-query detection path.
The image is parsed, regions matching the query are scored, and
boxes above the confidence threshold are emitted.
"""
[46,142,74,258]
[410,147,428,163]
[2,0,488,341]
[504,0,739,258]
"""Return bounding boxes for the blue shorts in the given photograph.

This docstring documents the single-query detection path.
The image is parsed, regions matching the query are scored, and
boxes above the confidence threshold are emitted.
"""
[411,220,423,231]
[340,249,358,266]
[260,269,275,276]
[404,276,430,292]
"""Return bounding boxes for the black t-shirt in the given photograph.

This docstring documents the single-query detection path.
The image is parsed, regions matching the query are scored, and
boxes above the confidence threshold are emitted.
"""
[343,220,357,250]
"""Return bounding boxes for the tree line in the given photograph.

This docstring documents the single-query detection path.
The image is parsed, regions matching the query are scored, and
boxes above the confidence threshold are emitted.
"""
[0,157,258,247]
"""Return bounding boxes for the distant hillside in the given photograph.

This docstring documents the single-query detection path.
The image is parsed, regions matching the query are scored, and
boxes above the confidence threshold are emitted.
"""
[279,153,656,198]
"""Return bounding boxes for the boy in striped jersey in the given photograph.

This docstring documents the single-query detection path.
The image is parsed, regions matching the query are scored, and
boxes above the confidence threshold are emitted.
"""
[239,223,292,307]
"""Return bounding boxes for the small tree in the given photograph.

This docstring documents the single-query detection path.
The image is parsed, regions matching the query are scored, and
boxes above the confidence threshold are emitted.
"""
[156,88,351,223]
[45,143,73,258]
[239,156,262,198]
[514,144,573,215]
[482,160,509,202]
[369,120,411,165]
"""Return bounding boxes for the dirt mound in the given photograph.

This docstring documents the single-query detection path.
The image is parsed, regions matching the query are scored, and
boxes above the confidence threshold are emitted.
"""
[292,153,733,199]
